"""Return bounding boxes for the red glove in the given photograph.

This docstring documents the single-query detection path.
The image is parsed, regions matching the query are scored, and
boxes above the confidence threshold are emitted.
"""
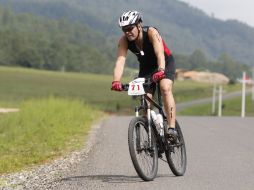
[152,70,165,82]
[111,81,123,91]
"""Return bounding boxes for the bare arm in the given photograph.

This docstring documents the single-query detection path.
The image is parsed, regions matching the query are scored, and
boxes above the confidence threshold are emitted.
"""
[148,27,165,70]
[113,36,128,81]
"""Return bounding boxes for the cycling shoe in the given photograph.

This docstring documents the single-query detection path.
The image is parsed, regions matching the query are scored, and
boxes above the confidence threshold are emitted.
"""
[166,128,178,143]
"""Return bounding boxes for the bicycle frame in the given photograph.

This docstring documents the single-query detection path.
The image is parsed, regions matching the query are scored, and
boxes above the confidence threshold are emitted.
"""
[134,83,167,148]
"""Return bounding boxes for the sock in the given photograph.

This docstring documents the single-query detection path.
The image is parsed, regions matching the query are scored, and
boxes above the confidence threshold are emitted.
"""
[168,125,175,129]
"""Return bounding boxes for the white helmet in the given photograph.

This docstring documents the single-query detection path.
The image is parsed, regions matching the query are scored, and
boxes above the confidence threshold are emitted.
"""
[118,11,142,27]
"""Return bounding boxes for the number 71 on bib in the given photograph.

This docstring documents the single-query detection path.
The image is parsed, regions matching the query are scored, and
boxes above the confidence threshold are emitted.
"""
[128,78,146,96]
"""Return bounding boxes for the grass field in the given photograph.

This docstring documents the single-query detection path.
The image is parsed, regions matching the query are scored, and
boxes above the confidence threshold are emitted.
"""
[0,66,130,112]
[0,66,242,113]
[178,95,254,116]
[0,97,100,174]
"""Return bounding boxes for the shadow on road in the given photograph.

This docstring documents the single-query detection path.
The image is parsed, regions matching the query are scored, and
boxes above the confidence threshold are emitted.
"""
[60,174,142,183]
[60,174,174,184]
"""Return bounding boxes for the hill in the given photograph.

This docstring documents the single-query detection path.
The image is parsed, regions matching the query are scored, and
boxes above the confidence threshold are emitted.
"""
[0,7,115,74]
[0,0,254,66]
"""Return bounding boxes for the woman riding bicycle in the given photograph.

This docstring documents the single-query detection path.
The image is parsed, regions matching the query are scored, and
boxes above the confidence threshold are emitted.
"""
[111,10,177,141]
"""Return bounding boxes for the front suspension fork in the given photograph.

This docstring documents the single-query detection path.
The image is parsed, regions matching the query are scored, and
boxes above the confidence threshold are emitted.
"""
[147,108,152,148]
[135,95,153,148]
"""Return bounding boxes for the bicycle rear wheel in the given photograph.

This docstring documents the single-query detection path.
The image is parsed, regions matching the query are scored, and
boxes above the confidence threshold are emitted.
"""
[128,117,158,181]
[165,120,187,176]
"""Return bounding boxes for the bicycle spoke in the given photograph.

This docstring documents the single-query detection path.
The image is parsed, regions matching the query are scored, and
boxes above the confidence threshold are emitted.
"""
[134,124,154,176]
[170,144,183,171]
[165,121,187,176]
[136,153,153,176]
[128,117,158,181]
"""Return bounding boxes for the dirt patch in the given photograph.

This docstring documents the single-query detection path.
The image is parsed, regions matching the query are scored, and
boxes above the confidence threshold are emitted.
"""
[0,108,19,113]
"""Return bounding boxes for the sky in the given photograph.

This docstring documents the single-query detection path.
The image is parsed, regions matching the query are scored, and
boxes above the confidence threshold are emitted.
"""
[179,0,254,27]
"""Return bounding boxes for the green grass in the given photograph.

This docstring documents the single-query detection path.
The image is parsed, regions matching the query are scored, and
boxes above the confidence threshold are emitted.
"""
[0,97,100,174]
[179,95,254,116]
[0,66,242,113]
[0,66,131,112]
[173,80,241,103]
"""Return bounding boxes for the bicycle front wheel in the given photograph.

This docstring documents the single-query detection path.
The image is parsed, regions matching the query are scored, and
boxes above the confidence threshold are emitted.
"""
[165,120,187,176]
[128,117,158,181]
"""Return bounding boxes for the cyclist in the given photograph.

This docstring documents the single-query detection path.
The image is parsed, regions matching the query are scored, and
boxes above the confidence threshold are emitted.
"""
[111,10,177,141]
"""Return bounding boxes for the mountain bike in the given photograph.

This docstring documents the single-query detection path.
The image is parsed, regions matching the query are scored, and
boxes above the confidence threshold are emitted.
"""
[122,78,187,181]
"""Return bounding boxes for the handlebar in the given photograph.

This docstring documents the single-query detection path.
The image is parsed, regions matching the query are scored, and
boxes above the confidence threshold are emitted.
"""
[122,84,129,91]
[122,78,154,91]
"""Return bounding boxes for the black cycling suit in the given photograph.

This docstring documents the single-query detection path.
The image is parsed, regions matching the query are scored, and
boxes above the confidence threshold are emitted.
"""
[126,26,175,81]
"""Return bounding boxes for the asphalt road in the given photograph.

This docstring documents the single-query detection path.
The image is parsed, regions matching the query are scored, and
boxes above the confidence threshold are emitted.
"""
[55,116,254,190]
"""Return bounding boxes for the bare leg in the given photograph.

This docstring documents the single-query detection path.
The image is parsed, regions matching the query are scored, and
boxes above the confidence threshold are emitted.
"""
[159,79,176,129]
[146,93,153,109]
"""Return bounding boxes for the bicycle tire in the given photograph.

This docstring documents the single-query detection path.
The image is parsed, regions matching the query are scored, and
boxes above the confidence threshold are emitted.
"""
[128,116,158,181]
[165,120,187,176]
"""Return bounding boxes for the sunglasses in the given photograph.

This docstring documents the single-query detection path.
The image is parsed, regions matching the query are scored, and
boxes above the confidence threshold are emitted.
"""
[122,26,135,32]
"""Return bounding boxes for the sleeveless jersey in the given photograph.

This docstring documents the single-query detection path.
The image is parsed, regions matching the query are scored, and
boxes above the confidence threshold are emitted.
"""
[126,26,175,78]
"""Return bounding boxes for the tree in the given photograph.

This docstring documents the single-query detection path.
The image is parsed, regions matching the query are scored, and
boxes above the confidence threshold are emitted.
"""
[188,49,208,70]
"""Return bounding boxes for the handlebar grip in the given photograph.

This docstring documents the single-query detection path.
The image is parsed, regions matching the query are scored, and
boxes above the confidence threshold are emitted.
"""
[120,78,154,92]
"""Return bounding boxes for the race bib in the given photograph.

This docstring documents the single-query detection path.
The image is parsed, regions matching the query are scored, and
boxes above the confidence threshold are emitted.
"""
[128,78,146,96]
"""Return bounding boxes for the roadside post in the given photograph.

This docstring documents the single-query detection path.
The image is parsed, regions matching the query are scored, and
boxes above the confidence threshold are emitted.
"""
[218,85,223,117]
[211,83,217,115]
[238,71,253,117]
[212,83,224,117]
[241,71,246,118]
